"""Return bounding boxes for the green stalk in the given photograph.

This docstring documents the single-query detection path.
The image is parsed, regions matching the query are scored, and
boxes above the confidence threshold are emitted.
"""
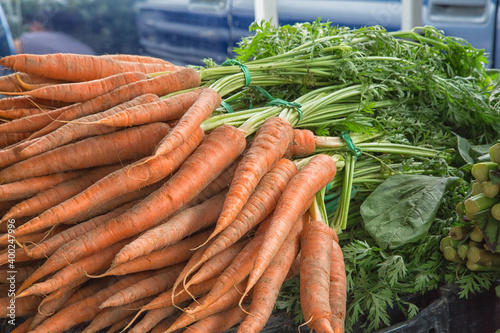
[440,235,461,251]
[457,244,470,260]
[491,203,500,221]
[466,261,500,272]
[488,143,500,164]
[331,153,356,230]
[471,181,483,196]
[481,181,500,198]
[471,162,498,182]
[467,246,500,267]
[449,226,474,241]
[464,193,500,217]
[469,224,484,243]
[443,246,465,263]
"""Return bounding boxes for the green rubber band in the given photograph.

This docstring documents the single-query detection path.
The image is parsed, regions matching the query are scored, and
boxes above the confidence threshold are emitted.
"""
[220,101,234,113]
[221,59,251,87]
[253,87,303,122]
[341,131,362,157]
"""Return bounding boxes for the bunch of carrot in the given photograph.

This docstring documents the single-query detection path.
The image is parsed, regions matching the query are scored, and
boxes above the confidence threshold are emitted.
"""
[0,52,347,333]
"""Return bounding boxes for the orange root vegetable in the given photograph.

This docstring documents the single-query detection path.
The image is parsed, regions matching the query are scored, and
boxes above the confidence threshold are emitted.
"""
[30,124,245,288]
[27,272,150,333]
[165,279,249,333]
[11,316,34,333]
[0,95,69,110]
[82,296,154,333]
[104,314,136,333]
[0,295,42,318]
[0,132,31,148]
[154,87,221,156]
[103,229,212,277]
[191,158,297,275]
[0,265,37,284]
[244,153,337,300]
[234,213,308,333]
[0,225,70,248]
[300,220,336,333]
[285,251,301,281]
[113,190,225,266]
[0,169,85,201]
[21,126,203,238]
[0,71,147,103]
[100,54,173,64]
[100,263,184,308]
[20,66,200,153]
[0,72,66,92]
[0,53,181,82]
[0,108,49,120]
[22,201,135,260]
[97,88,203,127]
[1,163,123,222]
[330,239,347,333]
[0,138,39,169]
[208,116,294,244]
[129,305,182,333]
[185,216,272,314]
[17,239,130,298]
[0,122,170,183]
[285,128,316,158]
[183,304,248,333]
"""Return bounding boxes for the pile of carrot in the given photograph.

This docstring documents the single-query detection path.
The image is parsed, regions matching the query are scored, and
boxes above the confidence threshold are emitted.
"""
[0,53,347,333]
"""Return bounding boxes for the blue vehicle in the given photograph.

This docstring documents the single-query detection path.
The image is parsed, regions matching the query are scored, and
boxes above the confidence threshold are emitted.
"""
[136,0,500,68]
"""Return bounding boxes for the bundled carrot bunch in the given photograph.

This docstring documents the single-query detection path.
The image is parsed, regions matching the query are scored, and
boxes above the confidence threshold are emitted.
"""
[0,53,346,333]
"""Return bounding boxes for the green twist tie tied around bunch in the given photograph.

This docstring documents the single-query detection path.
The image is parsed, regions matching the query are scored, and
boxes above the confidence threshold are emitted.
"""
[253,86,303,122]
[220,101,234,113]
[341,131,362,158]
[221,59,251,87]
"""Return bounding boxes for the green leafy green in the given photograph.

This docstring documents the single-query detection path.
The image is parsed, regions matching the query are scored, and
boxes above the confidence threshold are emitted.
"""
[360,175,458,249]
[475,209,500,252]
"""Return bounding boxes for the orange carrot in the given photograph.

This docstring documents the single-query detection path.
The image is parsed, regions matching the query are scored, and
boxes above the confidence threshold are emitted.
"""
[300,220,336,333]
[0,132,31,148]
[1,163,122,222]
[183,304,248,333]
[0,295,41,318]
[28,272,150,333]
[207,116,294,245]
[0,265,37,284]
[82,296,154,333]
[0,95,69,110]
[23,124,245,291]
[11,316,34,333]
[21,201,135,260]
[0,53,181,81]
[285,128,316,158]
[0,225,70,248]
[0,72,66,92]
[105,314,135,333]
[97,88,203,127]
[185,215,272,313]
[0,122,170,183]
[100,264,184,308]
[103,230,212,277]
[330,239,347,333]
[244,153,337,300]
[285,251,301,281]
[0,103,76,133]
[0,108,48,120]
[113,190,226,266]
[130,305,183,333]
[20,67,200,156]
[190,158,297,276]
[165,279,249,333]
[153,87,221,156]
[0,138,39,169]
[0,71,147,103]
[17,239,130,298]
[100,54,173,64]
[0,170,85,201]
[20,126,203,235]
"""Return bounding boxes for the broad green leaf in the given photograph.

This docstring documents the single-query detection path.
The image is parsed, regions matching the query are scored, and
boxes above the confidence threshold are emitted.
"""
[475,209,500,253]
[360,175,458,249]
[456,135,475,164]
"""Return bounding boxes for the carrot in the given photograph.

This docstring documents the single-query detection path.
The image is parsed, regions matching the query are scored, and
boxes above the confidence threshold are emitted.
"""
[0,71,147,103]
[0,169,85,201]
[190,158,297,277]
[243,153,338,300]
[113,190,226,266]
[100,54,173,64]
[27,272,149,333]
[284,128,316,158]
[330,239,347,333]
[82,296,154,333]
[105,314,136,333]
[11,317,34,333]
[1,163,122,222]
[0,72,67,92]
[0,138,39,169]
[129,305,183,333]
[61,277,115,309]
[0,122,170,183]
[102,229,212,277]
[0,295,41,318]
[17,238,131,298]
[0,265,37,284]
[184,304,248,333]
[165,279,249,333]
[0,53,181,82]
[0,132,31,148]
[0,108,49,120]
[100,263,184,308]
[25,92,160,145]
[19,67,200,156]
[300,220,337,333]
[0,95,69,110]
[24,124,245,290]
[0,225,70,248]
[20,126,203,236]
[185,239,249,289]
[97,88,203,127]
[207,116,294,245]
[22,201,135,260]
[153,87,221,156]
[185,215,272,313]
[285,251,301,280]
